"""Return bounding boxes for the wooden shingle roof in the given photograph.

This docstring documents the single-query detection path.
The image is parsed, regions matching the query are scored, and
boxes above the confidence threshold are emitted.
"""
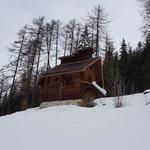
[59,47,95,60]
[42,57,100,78]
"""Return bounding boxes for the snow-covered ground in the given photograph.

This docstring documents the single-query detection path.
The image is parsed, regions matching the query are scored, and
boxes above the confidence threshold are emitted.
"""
[0,93,150,150]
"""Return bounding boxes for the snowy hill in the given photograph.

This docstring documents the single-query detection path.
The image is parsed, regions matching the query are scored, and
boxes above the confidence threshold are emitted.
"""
[0,94,150,150]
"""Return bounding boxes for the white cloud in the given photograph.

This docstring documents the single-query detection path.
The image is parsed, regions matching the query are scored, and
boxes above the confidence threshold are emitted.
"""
[0,0,142,66]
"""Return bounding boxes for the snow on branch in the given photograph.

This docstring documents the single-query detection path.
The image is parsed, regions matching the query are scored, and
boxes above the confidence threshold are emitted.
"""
[92,81,107,96]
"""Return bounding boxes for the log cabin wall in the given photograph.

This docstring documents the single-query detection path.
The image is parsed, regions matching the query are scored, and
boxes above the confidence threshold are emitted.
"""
[83,60,103,86]
[47,76,60,101]
[61,72,81,100]
[44,72,82,101]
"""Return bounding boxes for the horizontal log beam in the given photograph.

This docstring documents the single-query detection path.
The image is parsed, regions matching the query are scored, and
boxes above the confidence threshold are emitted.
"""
[80,80,92,85]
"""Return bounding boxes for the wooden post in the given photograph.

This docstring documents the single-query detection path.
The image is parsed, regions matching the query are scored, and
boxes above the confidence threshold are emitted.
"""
[59,76,63,100]
[44,78,48,101]
[100,57,104,88]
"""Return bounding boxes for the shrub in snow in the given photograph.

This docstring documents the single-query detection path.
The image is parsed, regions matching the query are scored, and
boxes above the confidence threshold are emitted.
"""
[111,70,126,108]
[113,96,126,108]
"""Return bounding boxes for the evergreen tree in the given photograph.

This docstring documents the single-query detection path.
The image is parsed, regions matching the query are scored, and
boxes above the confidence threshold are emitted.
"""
[142,34,150,89]
[74,23,82,52]
[78,24,91,49]
[126,45,136,93]
[134,42,144,92]
[103,35,115,96]
[119,39,128,94]
[138,0,150,90]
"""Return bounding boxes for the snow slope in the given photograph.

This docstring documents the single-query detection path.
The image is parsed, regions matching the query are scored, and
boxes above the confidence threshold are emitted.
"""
[0,94,150,150]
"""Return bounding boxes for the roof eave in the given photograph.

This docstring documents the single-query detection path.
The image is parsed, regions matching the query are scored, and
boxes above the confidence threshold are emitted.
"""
[41,70,83,78]
[83,57,100,72]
